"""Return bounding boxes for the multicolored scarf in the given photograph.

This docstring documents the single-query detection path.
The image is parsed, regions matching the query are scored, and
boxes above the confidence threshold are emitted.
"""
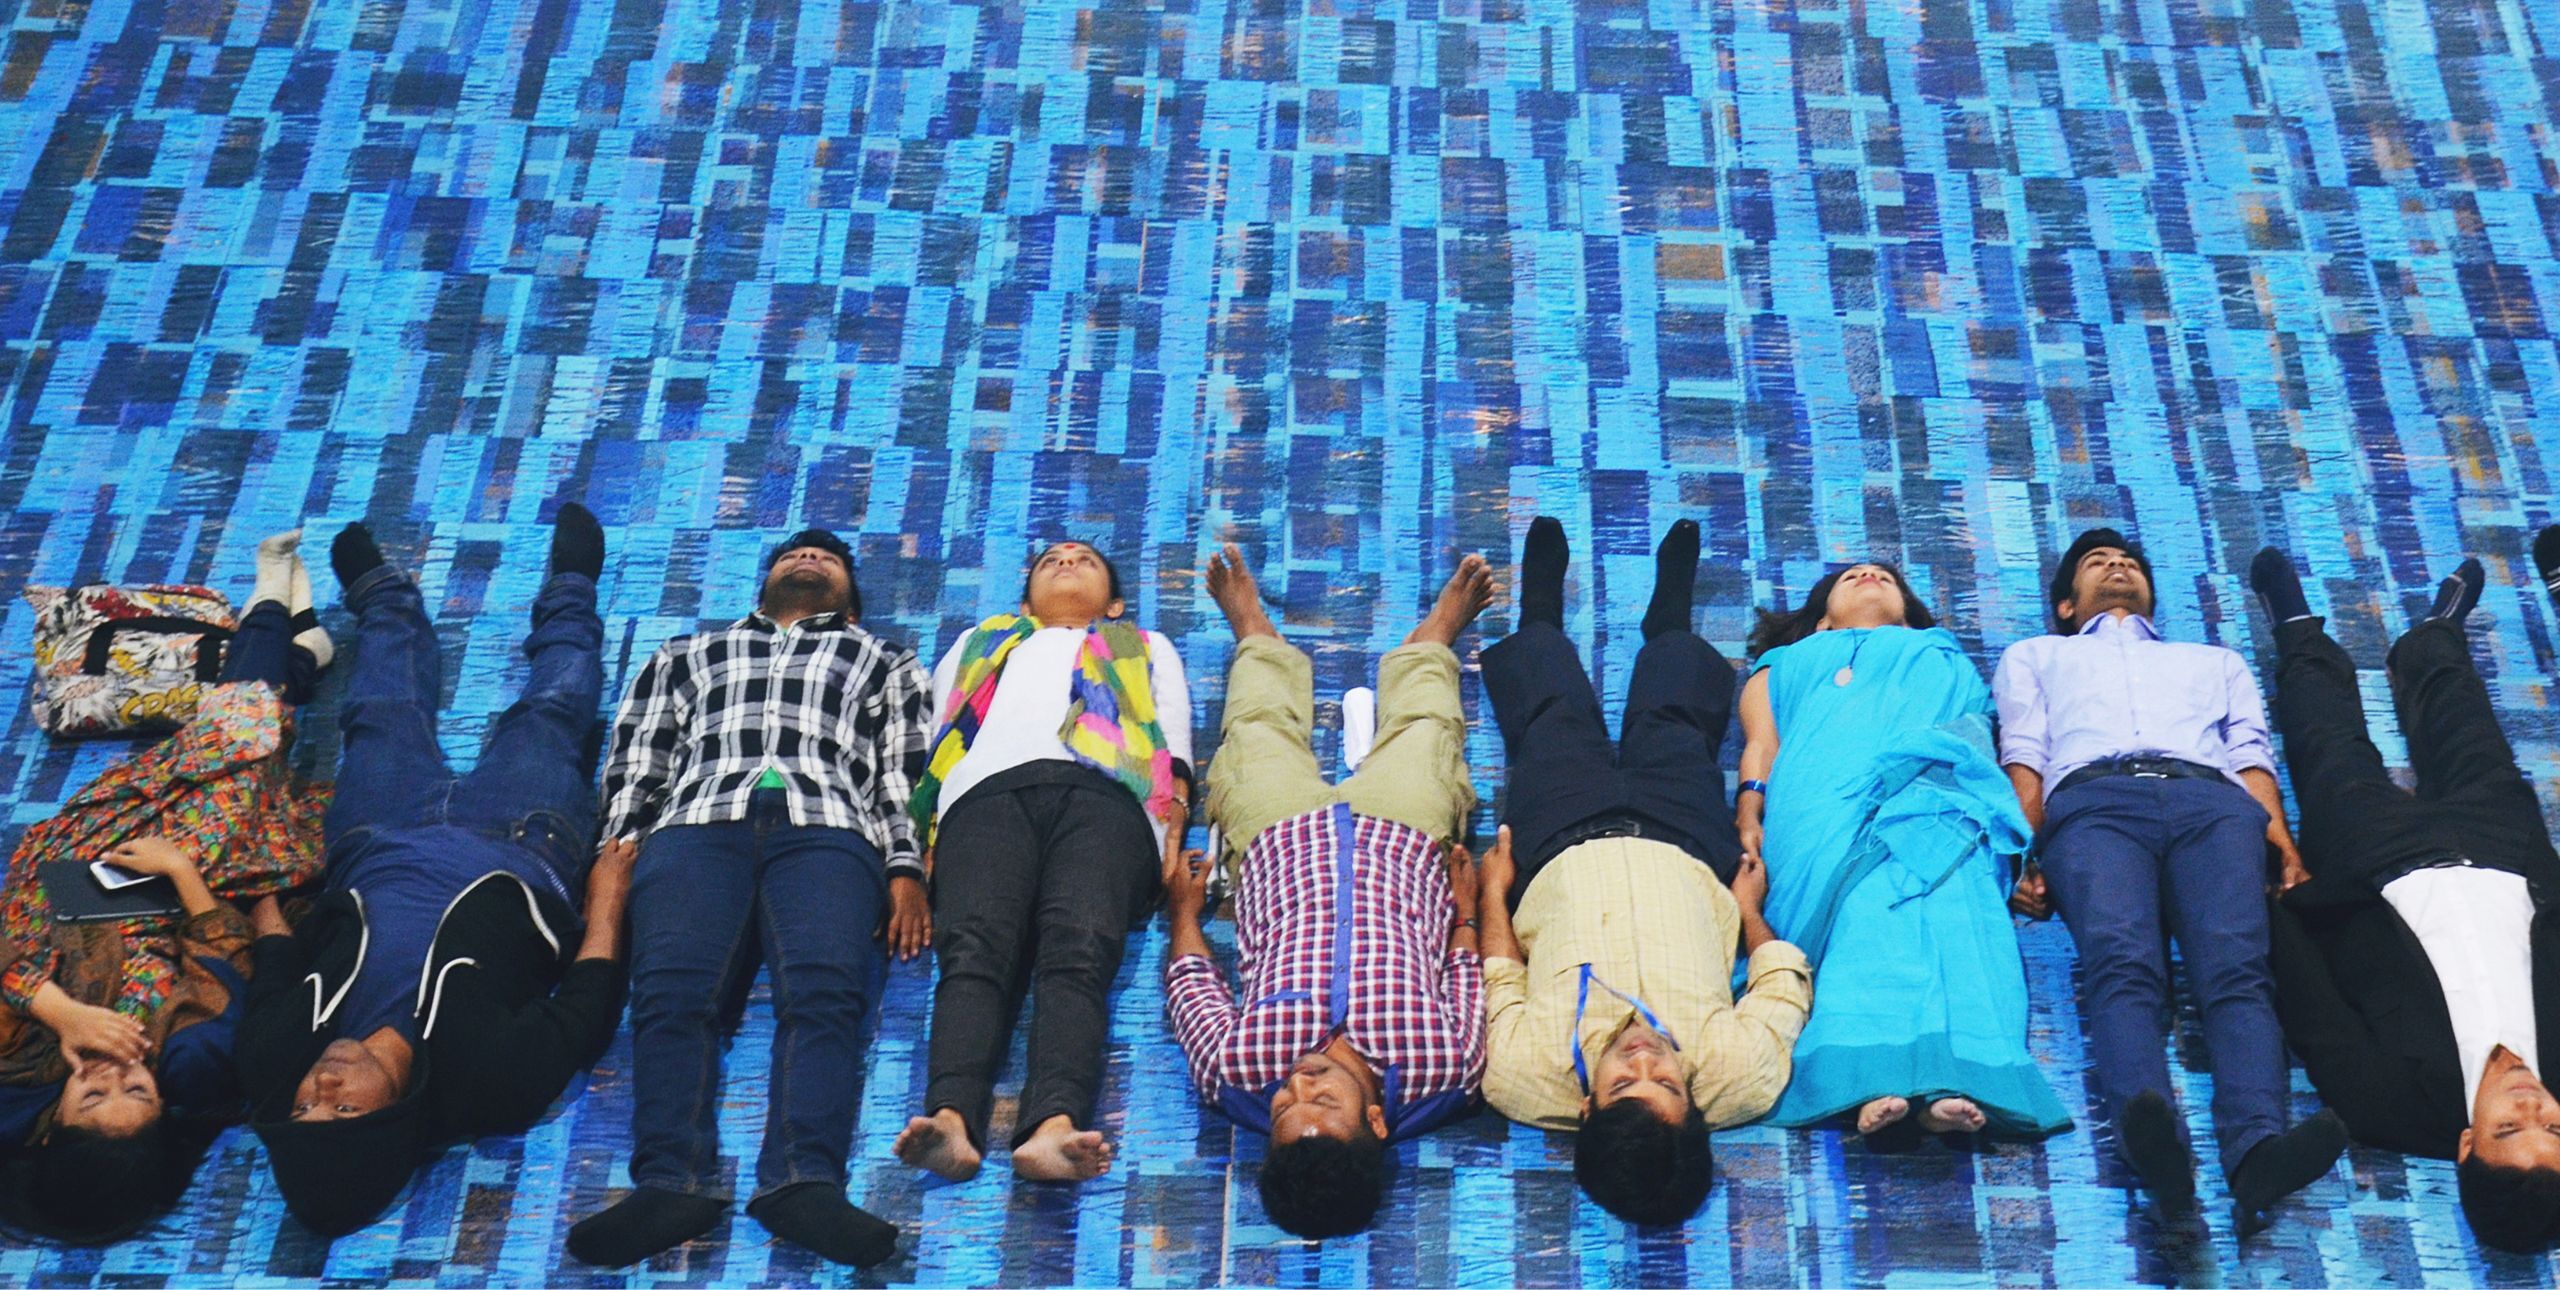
[909,614,1177,843]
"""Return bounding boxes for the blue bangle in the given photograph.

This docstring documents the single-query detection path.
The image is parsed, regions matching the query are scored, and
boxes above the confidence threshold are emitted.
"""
[1739,779,1768,797]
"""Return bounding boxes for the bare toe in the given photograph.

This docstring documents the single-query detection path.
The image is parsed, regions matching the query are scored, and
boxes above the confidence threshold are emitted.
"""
[1014,1125,1113,1184]
[1063,1131,1113,1179]
[894,1112,982,1181]
[1857,1096,1910,1136]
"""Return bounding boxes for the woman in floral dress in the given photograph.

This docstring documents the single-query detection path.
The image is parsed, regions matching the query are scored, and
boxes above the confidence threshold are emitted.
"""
[0,530,334,1242]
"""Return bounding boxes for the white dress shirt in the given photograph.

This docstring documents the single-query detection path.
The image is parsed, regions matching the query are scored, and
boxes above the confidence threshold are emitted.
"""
[2382,864,2540,1112]
[1992,613,2278,788]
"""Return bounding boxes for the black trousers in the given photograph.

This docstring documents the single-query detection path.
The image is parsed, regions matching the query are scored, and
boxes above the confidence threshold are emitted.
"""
[926,760,1159,1149]
[1480,621,1742,904]
[2273,616,2560,899]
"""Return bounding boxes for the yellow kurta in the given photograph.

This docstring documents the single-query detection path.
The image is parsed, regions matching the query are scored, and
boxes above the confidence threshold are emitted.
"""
[1482,836,1813,1130]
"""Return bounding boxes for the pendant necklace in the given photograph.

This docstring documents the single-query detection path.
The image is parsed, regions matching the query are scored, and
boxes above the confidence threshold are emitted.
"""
[1833,630,1873,688]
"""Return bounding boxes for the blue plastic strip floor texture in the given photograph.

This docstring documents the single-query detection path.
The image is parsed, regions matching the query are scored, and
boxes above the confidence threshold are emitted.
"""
[4,0,2560,1278]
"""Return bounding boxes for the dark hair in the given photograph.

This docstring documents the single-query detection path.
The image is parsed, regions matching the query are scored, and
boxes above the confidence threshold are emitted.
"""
[763,528,862,619]
[2048,527,2155,635]
[1746,562,1937,659]
[1258,1129,1388,1239]
[0,1120,211,1246]
[2458,1152,2560,1254]
[1575,1099,1715,1227]
[1021,541,1125,607]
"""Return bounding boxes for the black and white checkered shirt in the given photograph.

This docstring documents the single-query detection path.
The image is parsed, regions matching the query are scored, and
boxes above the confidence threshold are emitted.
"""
[603,610,935,876]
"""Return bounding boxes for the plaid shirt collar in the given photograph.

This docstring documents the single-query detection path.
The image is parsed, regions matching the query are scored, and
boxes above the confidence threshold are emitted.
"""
[738,609,850,633]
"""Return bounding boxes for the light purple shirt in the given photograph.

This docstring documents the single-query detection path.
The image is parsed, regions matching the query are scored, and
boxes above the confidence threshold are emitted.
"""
[1992,612,2276,789]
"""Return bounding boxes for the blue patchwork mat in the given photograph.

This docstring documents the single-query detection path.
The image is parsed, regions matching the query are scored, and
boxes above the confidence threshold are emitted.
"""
[7,0,2560,1277]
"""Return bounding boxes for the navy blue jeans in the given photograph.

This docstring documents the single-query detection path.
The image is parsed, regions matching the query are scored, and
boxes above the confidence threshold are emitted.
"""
[626,790,887,1199]
[219,600,319,703]
[2040,774,2283,1174]
[323,567,605,907]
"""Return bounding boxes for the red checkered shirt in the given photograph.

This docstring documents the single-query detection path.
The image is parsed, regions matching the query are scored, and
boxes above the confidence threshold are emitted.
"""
[1164,805,1486,1136]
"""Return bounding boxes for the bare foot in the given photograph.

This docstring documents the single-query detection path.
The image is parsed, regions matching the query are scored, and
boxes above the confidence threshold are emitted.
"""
[1011,1115,1113,1183]
[893,1108,982,1181]
[1856,1095,1911,1136]
[1919,1097,1987,1134]
[1405,553,1494,647]
[1206,543,1280,640]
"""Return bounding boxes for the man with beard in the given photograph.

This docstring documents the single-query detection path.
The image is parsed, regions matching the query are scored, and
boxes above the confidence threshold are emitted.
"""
[239,507,630,1240]
[568,530,934,1269]
[1995,528,2345,1235]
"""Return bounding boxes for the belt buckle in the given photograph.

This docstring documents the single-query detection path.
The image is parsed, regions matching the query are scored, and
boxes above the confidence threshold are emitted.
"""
[2132,769,2169,778]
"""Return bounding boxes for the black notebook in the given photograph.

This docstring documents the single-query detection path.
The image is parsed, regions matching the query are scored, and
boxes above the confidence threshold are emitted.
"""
[40,860,184,923]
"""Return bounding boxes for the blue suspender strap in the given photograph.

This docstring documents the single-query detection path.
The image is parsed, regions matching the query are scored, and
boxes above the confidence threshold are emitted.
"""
[1573,965,1596,1094]
[1328,801,1356,1032]
[1572,963,1680,1096]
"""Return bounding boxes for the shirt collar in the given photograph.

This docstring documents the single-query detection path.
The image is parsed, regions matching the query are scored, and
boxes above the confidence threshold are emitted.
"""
[2077,611,2159,642]
[741,610,848,633]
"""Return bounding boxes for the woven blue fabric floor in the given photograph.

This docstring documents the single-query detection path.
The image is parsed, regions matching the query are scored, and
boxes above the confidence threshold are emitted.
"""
[5,0,2560,1277]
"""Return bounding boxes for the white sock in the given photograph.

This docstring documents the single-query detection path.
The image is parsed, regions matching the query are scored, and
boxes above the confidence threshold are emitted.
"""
[251,530,300,612]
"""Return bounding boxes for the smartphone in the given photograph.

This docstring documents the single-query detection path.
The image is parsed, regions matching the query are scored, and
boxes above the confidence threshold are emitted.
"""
[91,860,155,890]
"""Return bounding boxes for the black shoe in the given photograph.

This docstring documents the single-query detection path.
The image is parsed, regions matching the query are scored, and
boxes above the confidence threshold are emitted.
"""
[1518,517,1567,630]
[565,1187,727,1267]
[2229,1111,2347,1238]
[551,501,606,580]
[1641,519,1701,641]
[746,1182,900,1268]
[330,523,385,591]
[2118,1091,2197,1219]
[2247,547,2311,623]
[2534,526,2560,606]
[2426,557,2484,625]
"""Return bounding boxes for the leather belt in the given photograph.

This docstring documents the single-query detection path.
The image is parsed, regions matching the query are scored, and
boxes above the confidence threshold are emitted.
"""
[2050,755,2229,800]
[1547,813,1653,855]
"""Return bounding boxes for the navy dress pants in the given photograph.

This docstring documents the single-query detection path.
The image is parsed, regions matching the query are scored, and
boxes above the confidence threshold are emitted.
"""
[2040,774,2283,1175]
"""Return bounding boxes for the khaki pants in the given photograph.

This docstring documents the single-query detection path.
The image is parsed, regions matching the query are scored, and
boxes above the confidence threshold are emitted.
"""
[1203,635,1478,865]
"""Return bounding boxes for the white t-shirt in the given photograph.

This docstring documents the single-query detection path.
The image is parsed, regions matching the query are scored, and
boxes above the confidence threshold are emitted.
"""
[926,624,1193,849]
[2380,864,2541,1115]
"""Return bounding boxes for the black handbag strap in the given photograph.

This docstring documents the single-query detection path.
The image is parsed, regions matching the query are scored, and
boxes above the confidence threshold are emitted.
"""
[80,616,233,682]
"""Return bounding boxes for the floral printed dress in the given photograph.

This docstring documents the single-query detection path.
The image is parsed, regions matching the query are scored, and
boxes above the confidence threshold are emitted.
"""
[0,683,329,1095]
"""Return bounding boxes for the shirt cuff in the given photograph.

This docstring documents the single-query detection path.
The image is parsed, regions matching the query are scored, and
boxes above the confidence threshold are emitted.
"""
[2226,751,2277,777]
[885,852,926,881]
[1744,938,1810,983]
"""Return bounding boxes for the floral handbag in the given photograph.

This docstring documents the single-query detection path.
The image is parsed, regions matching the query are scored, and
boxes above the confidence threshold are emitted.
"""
[23,584,237,737]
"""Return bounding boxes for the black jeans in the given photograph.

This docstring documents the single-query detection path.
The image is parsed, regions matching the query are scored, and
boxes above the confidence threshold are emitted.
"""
[2273,616,2560,898]
[1479,621,1742,904]
[927,761,1159,1149]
